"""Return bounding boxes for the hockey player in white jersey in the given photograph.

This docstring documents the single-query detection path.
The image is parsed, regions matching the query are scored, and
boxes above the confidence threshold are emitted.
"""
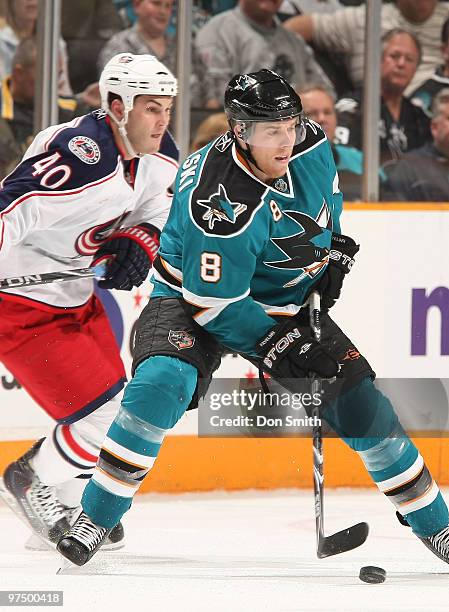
[0,53,178,548]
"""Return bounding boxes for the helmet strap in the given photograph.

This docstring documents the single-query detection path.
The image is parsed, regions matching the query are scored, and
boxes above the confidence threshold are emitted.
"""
[108,107,143,159]
[235,137,265,175]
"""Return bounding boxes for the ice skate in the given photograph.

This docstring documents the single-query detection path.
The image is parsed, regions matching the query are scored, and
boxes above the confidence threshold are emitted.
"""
[397,512,449,564]
[419,525,449,564]
[57,511,111,566]
[25,508,125,551]
[0,440,71,545]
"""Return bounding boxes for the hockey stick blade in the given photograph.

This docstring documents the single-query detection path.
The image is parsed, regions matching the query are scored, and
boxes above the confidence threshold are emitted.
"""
[317,521,369,559]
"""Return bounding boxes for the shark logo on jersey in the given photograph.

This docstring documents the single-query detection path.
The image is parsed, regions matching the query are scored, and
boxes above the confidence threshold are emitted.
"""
[264,200,332,288]
[197,184,247,230]
[68,136,101,164]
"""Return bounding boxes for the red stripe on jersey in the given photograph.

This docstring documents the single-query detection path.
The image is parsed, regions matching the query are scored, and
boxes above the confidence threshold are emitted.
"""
[62,424,98,463]
[0,161,121,252]
[151,152,179,170]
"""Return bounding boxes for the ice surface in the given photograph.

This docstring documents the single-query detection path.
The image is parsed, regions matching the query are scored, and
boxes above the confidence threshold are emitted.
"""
[1,488,448,612]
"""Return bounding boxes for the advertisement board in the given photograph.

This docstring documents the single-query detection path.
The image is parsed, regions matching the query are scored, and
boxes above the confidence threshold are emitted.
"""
[2,208,449,438]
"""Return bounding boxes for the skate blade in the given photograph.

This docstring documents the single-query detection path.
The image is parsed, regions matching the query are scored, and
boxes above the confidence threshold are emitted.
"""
[25,534,53,551]
[57,556,78,574]
[0,477,57,551]
[28,534,125,552]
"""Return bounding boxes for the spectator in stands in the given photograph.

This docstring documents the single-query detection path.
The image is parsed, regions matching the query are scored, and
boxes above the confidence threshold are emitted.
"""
[190,111,228,151]
[382,88,449,202]
[278,0,352,95]
[0,0,72,95]
[0,37,90,179]
[113,1,238,28]
[61,0,122,94]
[298,84,367,201]
[335,29,431,164]
[99,0,211,107]
[284,0,449,96]
[99,0,176,73]
[411,16,449,116]
[195,0,333,109]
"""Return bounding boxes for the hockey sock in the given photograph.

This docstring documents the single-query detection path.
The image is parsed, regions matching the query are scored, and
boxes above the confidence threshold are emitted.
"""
[56,475,91,509]
[81,356,198,528]
[324,377,449,538]
[31,396,122,485]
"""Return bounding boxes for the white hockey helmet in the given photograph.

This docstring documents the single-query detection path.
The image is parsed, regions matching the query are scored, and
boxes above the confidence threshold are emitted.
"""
[100,52,177,114]
[99,53,177,157]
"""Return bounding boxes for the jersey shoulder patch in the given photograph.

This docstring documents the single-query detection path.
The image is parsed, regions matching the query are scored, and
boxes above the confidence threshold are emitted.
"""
[1,113,121,198]
[1,115,121,207]
[45,113,119,175]
[188,144,266,238]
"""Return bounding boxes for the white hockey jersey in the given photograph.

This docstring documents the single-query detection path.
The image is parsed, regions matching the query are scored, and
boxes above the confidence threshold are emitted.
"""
[0,110,178,308]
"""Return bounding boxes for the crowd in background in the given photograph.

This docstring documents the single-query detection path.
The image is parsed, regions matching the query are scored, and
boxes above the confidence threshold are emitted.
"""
[0,0,448,201]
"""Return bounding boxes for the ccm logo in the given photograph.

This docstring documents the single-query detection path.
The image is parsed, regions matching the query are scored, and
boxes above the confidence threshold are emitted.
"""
[263,328,302,368]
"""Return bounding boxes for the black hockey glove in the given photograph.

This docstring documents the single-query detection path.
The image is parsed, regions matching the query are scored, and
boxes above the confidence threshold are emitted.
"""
[315,232,359,310]
[93,224,159,291]
[256,320,339,380]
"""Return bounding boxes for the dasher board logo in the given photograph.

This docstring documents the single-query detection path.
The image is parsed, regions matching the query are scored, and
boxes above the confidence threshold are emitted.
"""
[68,136,101,164]
[168,330,195,350]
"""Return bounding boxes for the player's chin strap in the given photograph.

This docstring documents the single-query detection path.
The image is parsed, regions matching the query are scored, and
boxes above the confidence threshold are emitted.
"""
[109,110,143,159]
[233,135,266,175]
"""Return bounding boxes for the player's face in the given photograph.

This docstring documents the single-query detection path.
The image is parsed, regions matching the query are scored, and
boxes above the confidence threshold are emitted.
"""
[431,102,449,156]
[381,33,420,94]
[126,95,173,155]
[300,89,337,142]
[246,117,297,180]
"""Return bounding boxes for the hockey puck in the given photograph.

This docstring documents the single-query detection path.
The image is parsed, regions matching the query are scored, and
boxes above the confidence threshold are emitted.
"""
[359,566,386,584]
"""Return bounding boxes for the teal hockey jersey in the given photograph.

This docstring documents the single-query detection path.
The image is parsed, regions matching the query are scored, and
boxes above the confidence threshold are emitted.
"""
[152,121,343,356]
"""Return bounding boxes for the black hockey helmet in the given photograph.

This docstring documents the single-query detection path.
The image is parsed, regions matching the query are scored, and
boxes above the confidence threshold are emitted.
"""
[224,69,303,123]
[224,69,306,149]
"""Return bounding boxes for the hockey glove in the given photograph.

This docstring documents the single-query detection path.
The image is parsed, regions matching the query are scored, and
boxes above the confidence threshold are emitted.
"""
[315,232,359,310]
[256,320,339,380]
[93,224,159,291]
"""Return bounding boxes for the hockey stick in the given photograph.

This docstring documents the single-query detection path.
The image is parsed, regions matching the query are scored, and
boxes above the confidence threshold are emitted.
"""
[309,291,369,558]
[0,264,106,289]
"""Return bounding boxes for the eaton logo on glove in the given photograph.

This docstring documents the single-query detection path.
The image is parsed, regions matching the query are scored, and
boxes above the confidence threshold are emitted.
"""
[263,327,302,368]
[329,249,354,269]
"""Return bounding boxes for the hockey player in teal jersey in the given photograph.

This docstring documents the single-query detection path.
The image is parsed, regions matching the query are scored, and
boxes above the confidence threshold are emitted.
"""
[59,69,449,566]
